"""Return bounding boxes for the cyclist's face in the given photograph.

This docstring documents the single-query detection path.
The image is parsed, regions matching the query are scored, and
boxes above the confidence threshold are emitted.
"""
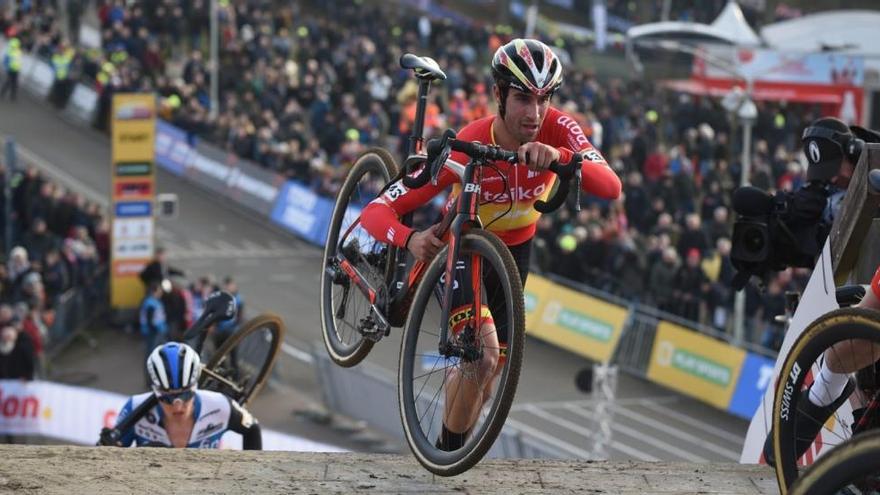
[497,87,551,143]
[159,393,195,418]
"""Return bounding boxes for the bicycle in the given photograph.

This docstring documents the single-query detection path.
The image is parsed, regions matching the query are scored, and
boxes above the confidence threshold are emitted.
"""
[319,54,583,476]
[98,291,284,445]
[789,428,880,495]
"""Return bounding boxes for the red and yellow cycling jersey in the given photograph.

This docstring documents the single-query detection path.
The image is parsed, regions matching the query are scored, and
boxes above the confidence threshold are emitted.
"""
[360,107,621,247]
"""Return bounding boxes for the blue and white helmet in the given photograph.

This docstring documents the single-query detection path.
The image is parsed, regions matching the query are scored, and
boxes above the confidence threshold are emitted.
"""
[146,342,201,392]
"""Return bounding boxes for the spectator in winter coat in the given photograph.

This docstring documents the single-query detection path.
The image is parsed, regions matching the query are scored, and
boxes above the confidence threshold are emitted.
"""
[0,325,35,380]
[648,247,679,313]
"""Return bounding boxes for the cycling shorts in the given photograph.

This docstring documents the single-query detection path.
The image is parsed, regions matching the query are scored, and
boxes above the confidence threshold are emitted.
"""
[435,240,531,362]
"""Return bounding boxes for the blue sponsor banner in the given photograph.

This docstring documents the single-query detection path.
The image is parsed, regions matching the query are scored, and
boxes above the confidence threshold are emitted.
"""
[728,352,776,420]
[269,181,370,247]
[270,181,331,245]
[115,201,152,217]
[154,120,191,176]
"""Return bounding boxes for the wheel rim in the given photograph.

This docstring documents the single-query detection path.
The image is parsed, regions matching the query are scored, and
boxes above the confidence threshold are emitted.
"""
[321,157,393,360]
[202,316,281,406]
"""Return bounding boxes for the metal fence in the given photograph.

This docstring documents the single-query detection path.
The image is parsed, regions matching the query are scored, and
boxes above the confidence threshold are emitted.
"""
[46,267,109,359]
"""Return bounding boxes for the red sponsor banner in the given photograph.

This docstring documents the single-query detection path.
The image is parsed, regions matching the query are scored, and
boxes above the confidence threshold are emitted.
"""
[114,179,153,198]
[113,259,148,277]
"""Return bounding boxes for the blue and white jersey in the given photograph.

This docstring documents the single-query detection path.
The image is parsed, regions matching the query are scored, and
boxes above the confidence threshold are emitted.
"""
[115,390,256,448]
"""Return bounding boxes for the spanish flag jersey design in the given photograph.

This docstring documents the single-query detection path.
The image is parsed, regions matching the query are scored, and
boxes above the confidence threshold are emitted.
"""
[361,107,622,247]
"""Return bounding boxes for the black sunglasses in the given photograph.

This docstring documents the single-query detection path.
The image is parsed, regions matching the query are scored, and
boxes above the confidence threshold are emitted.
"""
[156,389,196,404]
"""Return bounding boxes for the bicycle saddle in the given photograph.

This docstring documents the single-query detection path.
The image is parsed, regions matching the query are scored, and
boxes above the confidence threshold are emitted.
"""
[837,284,867,307]
[399,53,446,81]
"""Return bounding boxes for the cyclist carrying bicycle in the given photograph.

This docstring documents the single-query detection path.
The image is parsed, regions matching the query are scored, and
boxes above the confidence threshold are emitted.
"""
[360,38,621,451]
[99,342,262,449]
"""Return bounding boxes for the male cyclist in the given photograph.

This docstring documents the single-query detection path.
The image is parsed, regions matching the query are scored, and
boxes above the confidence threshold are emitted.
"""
[360,39,621,451]
[100,342,262,449]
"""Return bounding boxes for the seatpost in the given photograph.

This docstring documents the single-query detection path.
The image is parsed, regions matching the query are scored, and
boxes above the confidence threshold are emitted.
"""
[408,79,432,155]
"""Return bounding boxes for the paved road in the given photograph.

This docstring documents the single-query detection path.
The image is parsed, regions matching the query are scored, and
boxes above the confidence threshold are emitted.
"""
[0,95,750,462]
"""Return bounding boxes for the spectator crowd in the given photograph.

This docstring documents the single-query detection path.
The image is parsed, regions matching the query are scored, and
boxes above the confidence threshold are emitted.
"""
[0,0,835,351]
[0,164,108,381]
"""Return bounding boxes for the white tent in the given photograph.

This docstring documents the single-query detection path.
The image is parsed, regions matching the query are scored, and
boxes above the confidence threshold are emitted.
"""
[761,10,880,56]
[626,1,761,48]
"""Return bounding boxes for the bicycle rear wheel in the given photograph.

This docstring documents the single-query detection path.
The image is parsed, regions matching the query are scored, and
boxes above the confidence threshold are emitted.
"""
[200,313,284,406]
[398,229,525,476]
[320,148,399,367]
[790,429,880,495]
[771,307,880,493]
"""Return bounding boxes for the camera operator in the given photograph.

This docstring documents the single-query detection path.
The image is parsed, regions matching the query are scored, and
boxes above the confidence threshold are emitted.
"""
[756,117,880,466]
[730,117,873,289]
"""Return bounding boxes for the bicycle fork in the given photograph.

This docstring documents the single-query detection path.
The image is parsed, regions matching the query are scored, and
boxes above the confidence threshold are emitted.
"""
[437,165,483,362]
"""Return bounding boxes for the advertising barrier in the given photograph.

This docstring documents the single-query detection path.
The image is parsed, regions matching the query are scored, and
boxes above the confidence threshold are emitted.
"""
[647,321,746,410]
[193,141,282,217]
[269,181,336,246]
[152,121,281,217]
[728,352,775,420]
[0,380,346,451]
[524,274,628,363]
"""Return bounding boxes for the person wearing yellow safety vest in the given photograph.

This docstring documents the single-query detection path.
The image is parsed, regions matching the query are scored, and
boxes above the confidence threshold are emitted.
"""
[49,41,76,108]
[96,61,115,92]
[0,37,22,101]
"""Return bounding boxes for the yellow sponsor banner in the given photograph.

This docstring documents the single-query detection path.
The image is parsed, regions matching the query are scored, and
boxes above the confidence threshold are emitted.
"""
[525,274,628,363]
[111,94,156,163]
[647,321,746,410]
[523,274,552,330]
[110,93,156,309]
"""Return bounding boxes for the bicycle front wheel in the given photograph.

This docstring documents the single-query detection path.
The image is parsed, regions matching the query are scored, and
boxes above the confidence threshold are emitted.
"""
[320,148,399,367]
[771,307,880,493]
[200,313,284,406]
[398,229,525,476]
[790,429,880,495]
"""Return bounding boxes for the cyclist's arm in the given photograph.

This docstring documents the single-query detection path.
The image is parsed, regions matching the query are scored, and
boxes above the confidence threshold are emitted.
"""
[360,169,456,248]
[575,144,622,199]
[110,398,137,447]
[227,398,262,450]
[548,108,621,199]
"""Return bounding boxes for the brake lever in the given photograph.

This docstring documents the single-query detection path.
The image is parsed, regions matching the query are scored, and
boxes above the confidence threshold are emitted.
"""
[431,144,450,186]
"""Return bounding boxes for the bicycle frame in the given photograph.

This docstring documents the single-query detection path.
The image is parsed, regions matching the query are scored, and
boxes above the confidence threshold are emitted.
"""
[332,154,487,356]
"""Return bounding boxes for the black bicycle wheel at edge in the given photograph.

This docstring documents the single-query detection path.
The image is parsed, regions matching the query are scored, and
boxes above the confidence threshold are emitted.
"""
[772,307,880,493]
[398,229,525,477]
[790,428,880,495]
[320,148,399,367]
[200,313,284,407]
